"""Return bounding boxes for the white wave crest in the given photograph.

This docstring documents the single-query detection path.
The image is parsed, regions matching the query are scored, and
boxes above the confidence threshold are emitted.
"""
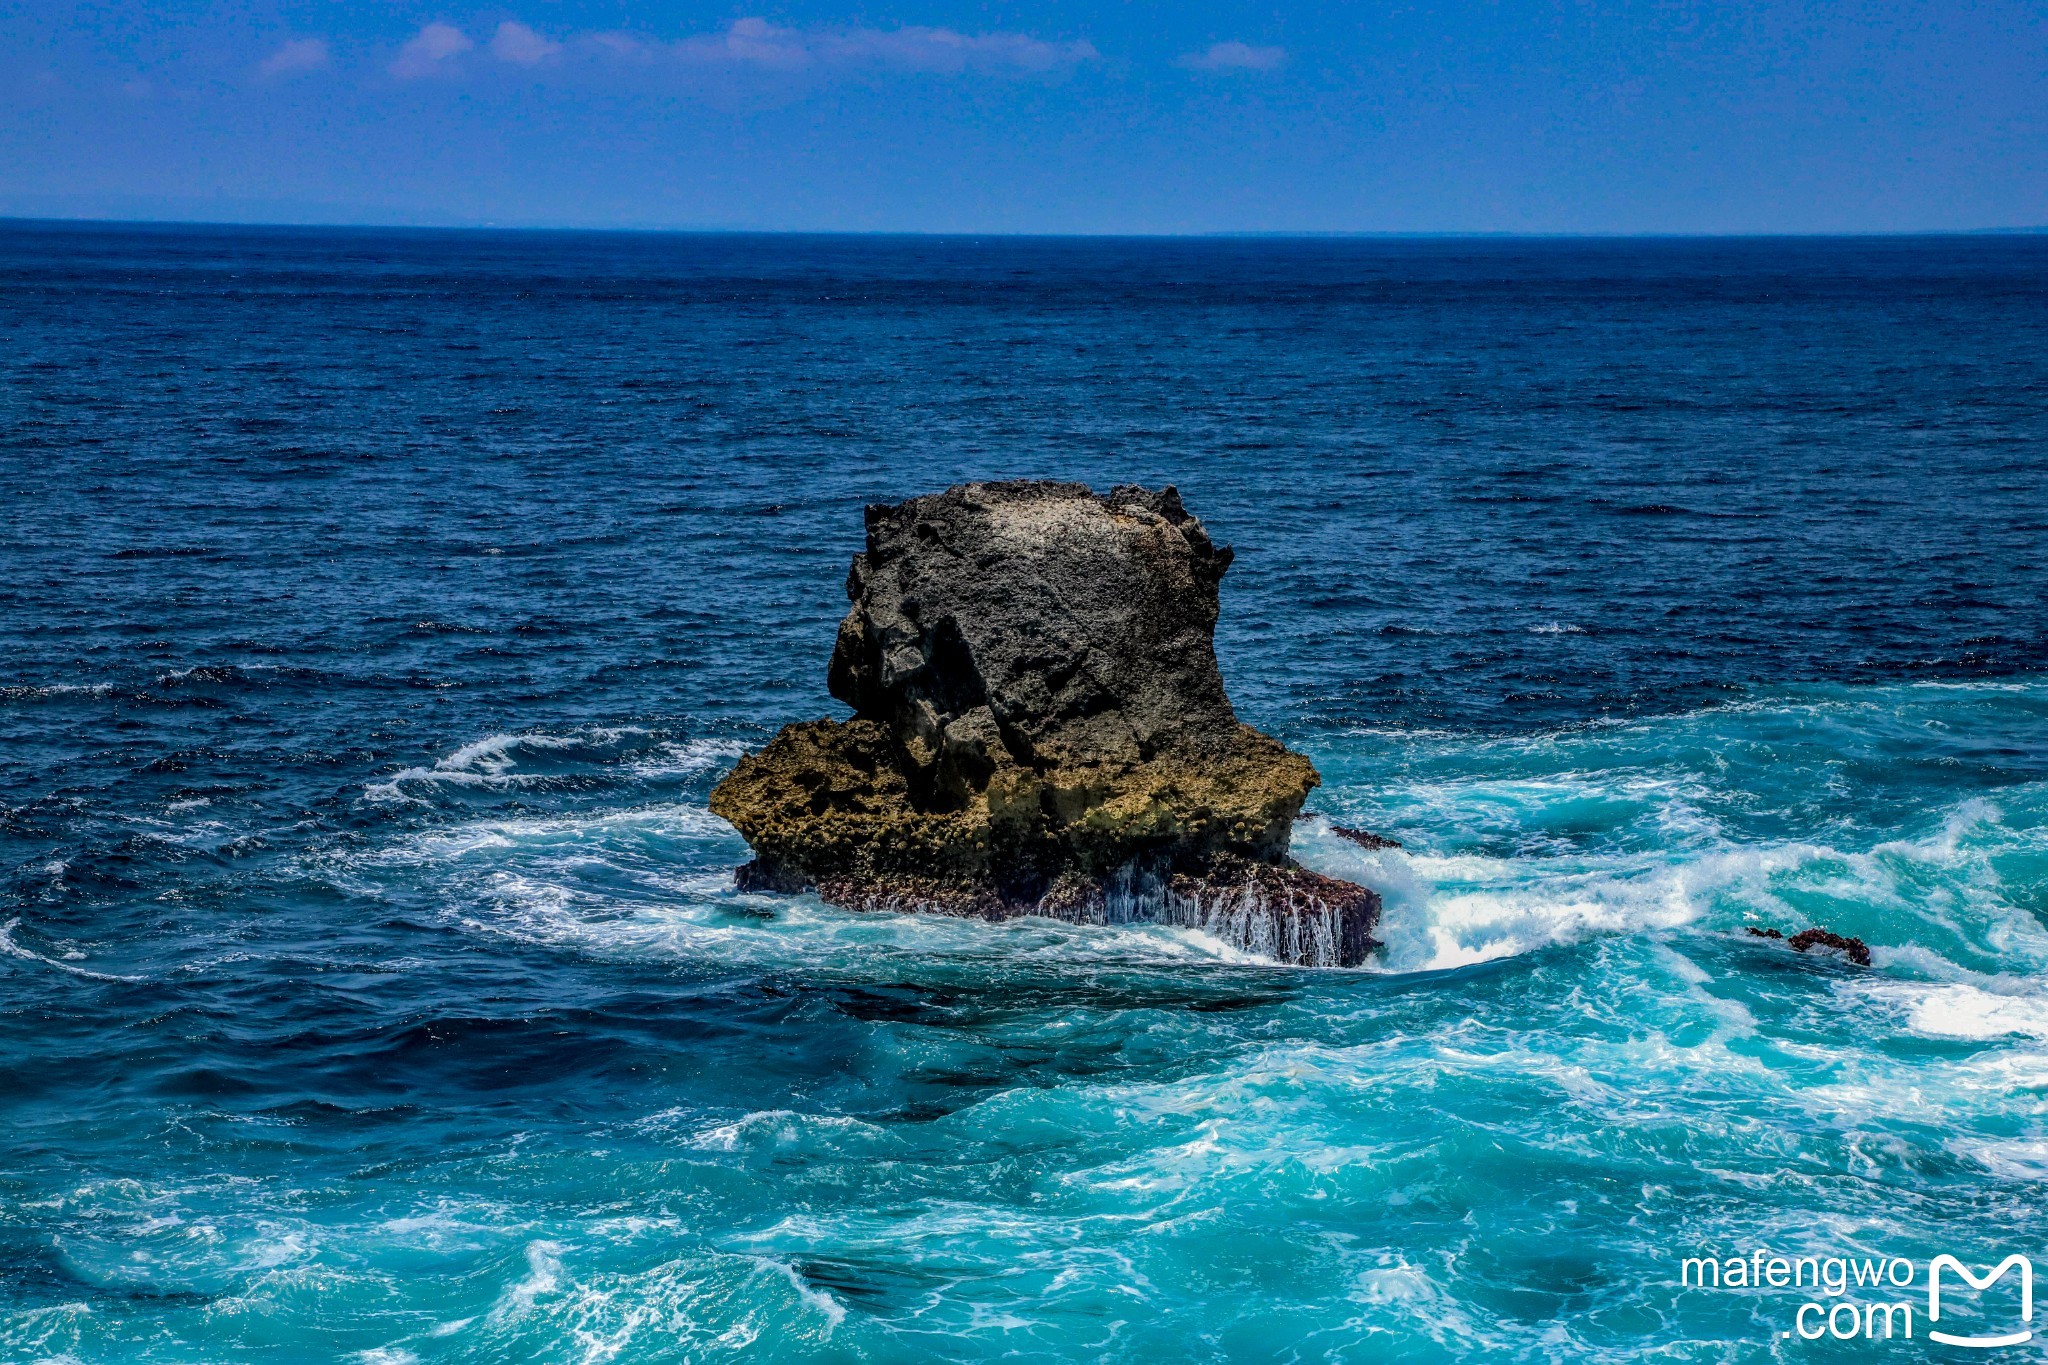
[366,733,594,802]
[491,1241,565,1323]
[0,919,147,983]
[363,729,743,803]
[1897,983,2048,1040]
[630,737,749,779]
[1295,781,2047,975]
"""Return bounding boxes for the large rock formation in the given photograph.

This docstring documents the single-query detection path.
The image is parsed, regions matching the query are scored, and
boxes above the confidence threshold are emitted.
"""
[709,481,1380,967]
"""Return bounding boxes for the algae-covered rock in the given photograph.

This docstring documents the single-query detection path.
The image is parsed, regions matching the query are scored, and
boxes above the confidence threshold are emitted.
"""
[709,481,1380,966]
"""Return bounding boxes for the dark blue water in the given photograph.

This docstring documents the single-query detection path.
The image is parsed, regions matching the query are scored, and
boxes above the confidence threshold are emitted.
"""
[4,222,2047,1360]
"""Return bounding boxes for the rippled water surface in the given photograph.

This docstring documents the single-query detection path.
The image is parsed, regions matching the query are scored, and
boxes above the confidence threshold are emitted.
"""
[4,224,2048,1361]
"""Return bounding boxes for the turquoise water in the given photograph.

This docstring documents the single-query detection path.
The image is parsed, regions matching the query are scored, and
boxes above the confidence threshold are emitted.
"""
[5,226,2048,1360]
[8,683,2048,1359]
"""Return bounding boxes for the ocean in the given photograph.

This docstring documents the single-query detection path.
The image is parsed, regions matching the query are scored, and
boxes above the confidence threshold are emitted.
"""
[3,221,2047,1361]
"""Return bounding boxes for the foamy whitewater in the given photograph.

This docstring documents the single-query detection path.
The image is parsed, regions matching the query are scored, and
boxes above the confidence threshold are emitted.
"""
[4,225,2046,1360]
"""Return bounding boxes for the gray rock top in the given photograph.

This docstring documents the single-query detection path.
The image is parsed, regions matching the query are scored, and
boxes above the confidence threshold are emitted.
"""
[827,480,1240,786]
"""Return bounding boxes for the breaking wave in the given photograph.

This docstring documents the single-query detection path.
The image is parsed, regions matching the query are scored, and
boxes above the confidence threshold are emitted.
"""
[333,684,2048,993]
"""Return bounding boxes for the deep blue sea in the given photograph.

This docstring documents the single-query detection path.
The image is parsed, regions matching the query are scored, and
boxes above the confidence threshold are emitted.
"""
[4,222,2048,1362]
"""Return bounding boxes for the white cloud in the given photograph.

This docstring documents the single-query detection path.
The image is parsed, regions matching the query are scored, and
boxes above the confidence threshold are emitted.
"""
[490,21,560,67]
[389,23,474,80]
[674,16,811,70]
[823,24,1100,73]
[614,17,1098,75]
[1178,41,1287,72]
[374,17,1094,86]
[258,38,329,79]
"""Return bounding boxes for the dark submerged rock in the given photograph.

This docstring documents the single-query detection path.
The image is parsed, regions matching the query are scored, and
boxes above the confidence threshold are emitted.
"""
[710,480,1381,967]
[1747,924,1873,966]
[1330,825,1404,851]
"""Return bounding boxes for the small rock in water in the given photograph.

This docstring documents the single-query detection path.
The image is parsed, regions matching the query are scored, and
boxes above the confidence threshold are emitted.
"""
[1330,825,1403,851]
[1747,924,1872,966]
[710,480,1382,966]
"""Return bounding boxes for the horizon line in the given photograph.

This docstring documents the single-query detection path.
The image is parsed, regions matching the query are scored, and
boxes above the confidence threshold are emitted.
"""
[3,214,2046,241]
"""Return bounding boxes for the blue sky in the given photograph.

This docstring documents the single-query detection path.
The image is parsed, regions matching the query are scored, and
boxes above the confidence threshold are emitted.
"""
[2,1,2043,233]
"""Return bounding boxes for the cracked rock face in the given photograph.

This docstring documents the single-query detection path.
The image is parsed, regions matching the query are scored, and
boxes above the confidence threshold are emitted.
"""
[709,480,1381,967]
